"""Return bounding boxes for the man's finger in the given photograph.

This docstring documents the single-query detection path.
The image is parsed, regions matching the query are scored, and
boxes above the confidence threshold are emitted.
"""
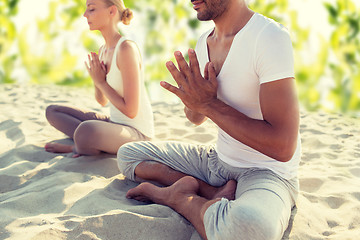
[188,49,202,79]
[174,51,191,80]
[204,62,210,81]
[160,81,183,99]
[208,62,218,88]
[166,61,187,88]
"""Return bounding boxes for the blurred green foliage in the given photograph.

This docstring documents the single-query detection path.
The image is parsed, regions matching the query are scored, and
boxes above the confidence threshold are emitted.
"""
[0,0,359,115]
[324,0,360,113]
[0,0,19,83]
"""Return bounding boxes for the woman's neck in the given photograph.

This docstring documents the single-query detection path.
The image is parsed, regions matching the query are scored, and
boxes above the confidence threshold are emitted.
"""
[101,25,122,49]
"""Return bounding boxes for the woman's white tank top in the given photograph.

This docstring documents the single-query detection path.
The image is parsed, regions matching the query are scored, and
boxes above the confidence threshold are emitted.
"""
[101,37,154,138]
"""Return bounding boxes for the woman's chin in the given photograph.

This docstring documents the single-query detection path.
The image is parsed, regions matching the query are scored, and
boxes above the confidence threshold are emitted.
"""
[88,25,97,31]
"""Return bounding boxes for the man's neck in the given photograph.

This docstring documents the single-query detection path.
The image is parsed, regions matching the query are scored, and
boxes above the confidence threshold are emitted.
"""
[212,1,254,39]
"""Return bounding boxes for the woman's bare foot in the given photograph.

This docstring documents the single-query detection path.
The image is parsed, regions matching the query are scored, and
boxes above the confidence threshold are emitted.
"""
[45,142,73,153]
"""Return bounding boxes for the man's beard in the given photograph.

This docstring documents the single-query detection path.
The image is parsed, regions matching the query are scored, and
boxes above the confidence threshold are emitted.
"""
[194,0,229,21]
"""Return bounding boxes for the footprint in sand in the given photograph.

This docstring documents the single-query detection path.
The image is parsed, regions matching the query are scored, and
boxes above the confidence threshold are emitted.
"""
[349,168,360,178]
[323,195,346,209]
[171,128,188,136]
[327,220,339,228]
[194,127,206,133]
[350,192,360,201]
[185,133,215,143]
[0,175,21,193]
[322,230,335,237]
[299,177,324,193]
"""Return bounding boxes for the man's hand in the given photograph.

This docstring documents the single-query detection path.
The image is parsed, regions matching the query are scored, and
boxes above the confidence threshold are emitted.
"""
[162,49,218,114]
[85,52,107,87]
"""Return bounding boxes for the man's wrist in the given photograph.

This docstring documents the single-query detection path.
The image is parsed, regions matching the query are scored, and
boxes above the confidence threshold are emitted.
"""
[199,98,220,117]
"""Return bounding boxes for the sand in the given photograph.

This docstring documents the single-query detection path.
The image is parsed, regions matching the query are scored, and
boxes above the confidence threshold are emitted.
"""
[0,84,359,240]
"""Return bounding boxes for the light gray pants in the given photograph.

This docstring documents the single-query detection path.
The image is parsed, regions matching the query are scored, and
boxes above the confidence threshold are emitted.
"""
[117,141,298,240]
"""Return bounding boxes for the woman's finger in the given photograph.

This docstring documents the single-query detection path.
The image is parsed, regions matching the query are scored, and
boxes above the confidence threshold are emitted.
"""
[101,61,107,72]
[85,61,90,72]
[88,54,94,67]
[91,52,100,67]
[92,52,100,63]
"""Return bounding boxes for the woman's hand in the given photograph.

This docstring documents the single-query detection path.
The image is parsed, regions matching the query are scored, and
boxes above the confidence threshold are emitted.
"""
[85,52,107,87]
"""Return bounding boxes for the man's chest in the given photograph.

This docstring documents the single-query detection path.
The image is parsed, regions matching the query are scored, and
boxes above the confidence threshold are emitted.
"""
[207,38,233,76]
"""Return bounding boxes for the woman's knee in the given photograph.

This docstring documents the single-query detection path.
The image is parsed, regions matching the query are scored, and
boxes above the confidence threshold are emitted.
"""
[73,121,99,146]
[45,104,59,122]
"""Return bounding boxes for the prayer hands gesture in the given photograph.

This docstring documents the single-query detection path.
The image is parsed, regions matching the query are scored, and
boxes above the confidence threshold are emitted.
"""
[85,52,107,87]
[162,49,218,114]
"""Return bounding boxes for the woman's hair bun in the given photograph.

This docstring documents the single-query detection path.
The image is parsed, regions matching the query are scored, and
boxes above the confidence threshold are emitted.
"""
[121,8,133,25]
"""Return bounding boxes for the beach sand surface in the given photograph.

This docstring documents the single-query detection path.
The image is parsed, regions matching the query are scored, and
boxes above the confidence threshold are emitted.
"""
[0,84,359,240]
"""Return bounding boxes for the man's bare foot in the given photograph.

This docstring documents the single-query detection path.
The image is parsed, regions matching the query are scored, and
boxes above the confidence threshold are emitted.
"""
[198,179,237,200]
[126,176,200,206]
[45,142,73,153]
[212,180,237,200]
[127,176,232,240]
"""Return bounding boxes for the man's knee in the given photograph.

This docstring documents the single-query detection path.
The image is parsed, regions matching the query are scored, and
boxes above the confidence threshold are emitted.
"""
[236,205,280,239]
[117,142,144,180]
[205,201,281,240]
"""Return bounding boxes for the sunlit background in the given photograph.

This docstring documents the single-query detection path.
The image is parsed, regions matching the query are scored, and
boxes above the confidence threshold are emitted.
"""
[1,0,359,116]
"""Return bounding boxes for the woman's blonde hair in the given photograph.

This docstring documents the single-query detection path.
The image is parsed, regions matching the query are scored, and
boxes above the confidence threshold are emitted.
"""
[103,0,133,25]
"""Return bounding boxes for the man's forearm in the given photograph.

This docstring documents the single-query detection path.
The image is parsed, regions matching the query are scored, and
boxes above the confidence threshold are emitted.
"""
[201,99,297,162]
[184,107,207,125]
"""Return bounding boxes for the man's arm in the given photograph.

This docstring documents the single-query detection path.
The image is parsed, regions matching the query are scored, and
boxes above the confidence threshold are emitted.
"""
[202,78,299,162]
[163,49,299,162]
[184,106,207,125]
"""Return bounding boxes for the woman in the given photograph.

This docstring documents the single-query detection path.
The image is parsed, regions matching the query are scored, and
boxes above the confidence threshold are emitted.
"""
[45,0,154,157]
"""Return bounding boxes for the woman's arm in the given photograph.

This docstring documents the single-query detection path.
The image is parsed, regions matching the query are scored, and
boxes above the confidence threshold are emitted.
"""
[93,41,140,119]
[94,85,108,106]
[85,46,109,107]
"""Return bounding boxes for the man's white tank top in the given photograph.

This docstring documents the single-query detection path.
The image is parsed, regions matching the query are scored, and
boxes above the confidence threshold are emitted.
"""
[101,37,154,138]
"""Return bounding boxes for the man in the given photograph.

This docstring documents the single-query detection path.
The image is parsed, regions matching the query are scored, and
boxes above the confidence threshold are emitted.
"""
[117,0,301,239]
